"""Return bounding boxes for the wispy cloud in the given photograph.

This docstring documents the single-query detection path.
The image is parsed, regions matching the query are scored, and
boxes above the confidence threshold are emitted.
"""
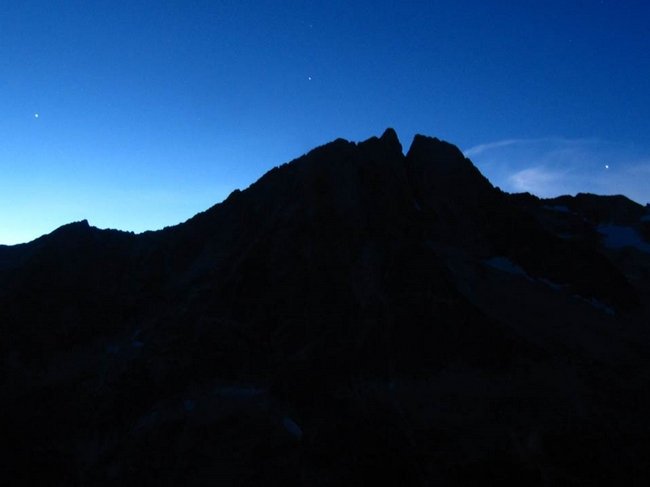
[464,139,529,157]
[508,167,568,194]
[463,137,650,204]
[463,137,597,158]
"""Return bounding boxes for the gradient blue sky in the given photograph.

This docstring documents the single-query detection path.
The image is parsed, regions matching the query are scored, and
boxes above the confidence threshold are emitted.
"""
[2,0,649,244]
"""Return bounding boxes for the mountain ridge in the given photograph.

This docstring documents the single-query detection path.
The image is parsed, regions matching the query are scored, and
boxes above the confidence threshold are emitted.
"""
[2,129,650,485]
[2,128,648,247]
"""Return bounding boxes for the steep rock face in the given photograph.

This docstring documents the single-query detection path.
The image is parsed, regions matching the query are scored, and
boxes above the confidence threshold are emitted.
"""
[152,130,523,382]
[404,135,638,310]
[406,134,496,214]
[2,130,650,485]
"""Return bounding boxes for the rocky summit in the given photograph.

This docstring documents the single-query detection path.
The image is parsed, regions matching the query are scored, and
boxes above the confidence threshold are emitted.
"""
[2,130,650,485]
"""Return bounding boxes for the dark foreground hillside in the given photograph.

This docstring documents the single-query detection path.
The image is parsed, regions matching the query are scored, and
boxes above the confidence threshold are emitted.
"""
[2,129,650,485]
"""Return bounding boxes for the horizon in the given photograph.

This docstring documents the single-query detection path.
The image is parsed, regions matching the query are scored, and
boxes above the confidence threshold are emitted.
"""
[2,127,648,247]
[2,1,649,244]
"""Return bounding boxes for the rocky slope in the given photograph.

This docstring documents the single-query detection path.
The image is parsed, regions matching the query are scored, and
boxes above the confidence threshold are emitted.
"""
[2,129,650,485]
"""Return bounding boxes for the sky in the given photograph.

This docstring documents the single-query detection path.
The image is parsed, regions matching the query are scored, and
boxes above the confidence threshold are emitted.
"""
[1,0,649,244]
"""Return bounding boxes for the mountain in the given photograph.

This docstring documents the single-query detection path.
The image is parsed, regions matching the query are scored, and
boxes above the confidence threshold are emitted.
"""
[2,129,650,485]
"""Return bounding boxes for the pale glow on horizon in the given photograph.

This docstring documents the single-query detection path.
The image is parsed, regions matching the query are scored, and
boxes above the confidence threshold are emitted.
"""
[465,137,650,204]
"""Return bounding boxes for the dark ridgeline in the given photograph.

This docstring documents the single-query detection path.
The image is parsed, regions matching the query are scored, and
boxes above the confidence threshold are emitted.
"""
[2,129,650,485]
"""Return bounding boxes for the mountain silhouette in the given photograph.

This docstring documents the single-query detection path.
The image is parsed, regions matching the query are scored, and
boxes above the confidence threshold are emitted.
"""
[2,130,650,485]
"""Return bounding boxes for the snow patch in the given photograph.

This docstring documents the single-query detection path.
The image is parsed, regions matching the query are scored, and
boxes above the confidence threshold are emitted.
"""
[597,225,650,253]
[484,257,529,278]
[282,417,303,439]
[575,295,616,316]
[134,410,160,431]
[538,278,565,291]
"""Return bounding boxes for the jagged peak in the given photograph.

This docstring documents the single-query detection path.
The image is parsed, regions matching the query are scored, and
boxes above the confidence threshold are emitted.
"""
[379,127,402,153]
[44,219,89,238]
[57,219,90,231]
[356,128,404,157]
[406,134,466,165]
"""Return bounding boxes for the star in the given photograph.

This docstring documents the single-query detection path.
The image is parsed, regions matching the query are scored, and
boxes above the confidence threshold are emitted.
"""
[34,113,39,118]
[605,164,609,169]
[308,76,312,81]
